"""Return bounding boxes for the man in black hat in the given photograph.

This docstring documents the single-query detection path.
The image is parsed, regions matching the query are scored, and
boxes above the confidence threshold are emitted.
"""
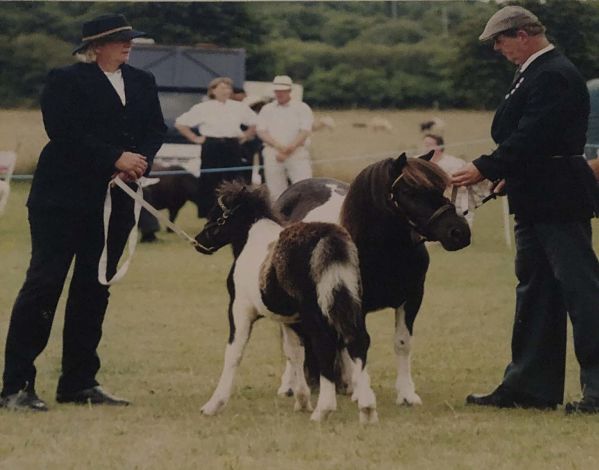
[452,6,599,414]
[0,14,166,411]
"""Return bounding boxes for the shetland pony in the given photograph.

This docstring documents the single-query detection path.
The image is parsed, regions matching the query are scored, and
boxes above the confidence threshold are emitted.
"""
[194,181,378,423]
[274,151,471,405]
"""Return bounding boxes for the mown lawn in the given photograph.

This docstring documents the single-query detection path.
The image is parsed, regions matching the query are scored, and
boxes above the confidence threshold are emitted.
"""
[2,110,599,469]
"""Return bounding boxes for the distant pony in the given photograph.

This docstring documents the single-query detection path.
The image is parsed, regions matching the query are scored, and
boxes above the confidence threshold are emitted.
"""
[275,152,471,405]
[194,182,378,423]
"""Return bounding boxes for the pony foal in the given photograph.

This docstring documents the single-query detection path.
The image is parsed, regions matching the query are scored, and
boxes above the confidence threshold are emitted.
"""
[194,181,377,423]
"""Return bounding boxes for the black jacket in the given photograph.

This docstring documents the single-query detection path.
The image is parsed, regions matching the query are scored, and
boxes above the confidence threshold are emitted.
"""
[28,62,166,211]
[473,49,596,222]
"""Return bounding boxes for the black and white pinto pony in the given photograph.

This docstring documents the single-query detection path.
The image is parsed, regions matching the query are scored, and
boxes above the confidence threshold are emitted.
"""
[194,181,378,423]
[274,151,471,405]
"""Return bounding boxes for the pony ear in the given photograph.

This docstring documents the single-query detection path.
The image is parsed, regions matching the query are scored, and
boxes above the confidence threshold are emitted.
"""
[418,150,435,162]
[392,153,408,172]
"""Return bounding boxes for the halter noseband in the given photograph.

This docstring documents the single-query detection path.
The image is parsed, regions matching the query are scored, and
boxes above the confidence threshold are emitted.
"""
[196,195,243,253]
[389,173,455,241]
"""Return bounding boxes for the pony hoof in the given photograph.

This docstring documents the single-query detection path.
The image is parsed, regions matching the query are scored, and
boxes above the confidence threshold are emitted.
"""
[201,399,225,416]
[310,408,333,422]
[396,394,422,406]
[294,399,313,412]
[277,386,293,397]
[359,408,379,424]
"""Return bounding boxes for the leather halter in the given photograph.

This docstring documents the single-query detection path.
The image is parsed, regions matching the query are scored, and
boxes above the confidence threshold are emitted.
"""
[196,195,243,253]
[389,173,454,241]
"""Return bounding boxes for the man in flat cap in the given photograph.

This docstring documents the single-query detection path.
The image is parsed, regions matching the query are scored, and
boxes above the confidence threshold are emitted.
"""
[453,6,599,414]
[0,14,166,411]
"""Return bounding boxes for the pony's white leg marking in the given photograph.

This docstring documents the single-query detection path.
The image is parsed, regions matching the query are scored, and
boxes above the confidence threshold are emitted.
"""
[351,358,378,424]
[201,307,256,416]
[310,376,337,422]
[277,359,294,397]
[338,348,355,397]
[281,325,312,412]
[394,304,422,406]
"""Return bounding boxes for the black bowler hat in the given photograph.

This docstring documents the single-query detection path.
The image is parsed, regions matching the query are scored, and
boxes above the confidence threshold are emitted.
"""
[72,14,147,55]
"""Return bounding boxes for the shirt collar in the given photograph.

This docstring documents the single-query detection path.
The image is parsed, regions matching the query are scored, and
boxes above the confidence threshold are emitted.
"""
[519,44,555,73]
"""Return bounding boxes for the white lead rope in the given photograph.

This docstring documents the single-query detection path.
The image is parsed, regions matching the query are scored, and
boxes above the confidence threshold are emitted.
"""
[98,177,198,286]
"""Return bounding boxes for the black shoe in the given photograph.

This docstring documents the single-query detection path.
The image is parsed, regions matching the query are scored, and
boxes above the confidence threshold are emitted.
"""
[140,232,159,243]
[56,386,130,406]
[466,385,557,410]
[0,390,48,412]
[565,397,599,414]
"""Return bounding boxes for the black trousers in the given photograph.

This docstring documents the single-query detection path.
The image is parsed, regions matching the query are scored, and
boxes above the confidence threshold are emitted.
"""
[502,219,599,403]
[197,137,251,217]
[2,198,133,397]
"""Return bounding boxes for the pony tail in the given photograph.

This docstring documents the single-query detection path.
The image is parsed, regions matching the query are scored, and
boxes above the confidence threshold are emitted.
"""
[310,233,362,343]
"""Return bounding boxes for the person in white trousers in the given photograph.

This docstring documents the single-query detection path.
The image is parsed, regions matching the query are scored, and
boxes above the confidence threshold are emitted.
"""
[257,75,314,200]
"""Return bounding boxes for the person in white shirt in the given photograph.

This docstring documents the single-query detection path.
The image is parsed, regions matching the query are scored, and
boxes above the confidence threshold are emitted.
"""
[175,77,256,216]
[422,134,475,227]
[256,75,314,201]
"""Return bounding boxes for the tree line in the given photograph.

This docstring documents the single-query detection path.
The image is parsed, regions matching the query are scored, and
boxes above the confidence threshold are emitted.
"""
[1,0,598,109]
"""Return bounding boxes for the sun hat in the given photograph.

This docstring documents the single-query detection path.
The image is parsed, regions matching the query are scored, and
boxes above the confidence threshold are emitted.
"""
[273,75,293,91]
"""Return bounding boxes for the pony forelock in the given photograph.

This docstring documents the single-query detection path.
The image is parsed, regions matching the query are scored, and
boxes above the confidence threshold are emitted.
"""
[402,159,449,192]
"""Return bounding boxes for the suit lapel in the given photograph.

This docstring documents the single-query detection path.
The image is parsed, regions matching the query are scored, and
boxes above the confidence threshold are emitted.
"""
[83,62,125,109]
[121,64,140,108]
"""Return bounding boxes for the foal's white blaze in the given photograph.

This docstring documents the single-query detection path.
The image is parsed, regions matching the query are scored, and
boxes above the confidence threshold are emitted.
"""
[302,184,345,223]
[310,376,337,422]
[394,304,422,405]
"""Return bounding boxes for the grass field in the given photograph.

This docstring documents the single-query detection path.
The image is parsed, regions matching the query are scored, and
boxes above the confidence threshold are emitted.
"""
[2,110,599,469]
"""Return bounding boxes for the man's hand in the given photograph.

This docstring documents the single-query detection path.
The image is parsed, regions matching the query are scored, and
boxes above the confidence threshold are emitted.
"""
[115,151,147,179]
[451,162,484,187]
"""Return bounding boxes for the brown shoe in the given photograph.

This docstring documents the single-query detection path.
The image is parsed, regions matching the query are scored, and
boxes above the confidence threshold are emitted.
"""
[56,386,130,406]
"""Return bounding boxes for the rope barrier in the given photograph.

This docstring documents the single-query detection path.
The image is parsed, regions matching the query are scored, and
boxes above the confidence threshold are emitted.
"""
[9,137,495,180]
[9,138,599,180]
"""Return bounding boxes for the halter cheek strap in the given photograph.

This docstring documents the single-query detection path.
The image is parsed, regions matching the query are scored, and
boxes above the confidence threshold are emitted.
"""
[389,173,454,241]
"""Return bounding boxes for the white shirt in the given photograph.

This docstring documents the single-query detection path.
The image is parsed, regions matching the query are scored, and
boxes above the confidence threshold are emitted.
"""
[519,44,555,73]
[257,100,314,147]
[104,69,126,106]
[175,99,257,138]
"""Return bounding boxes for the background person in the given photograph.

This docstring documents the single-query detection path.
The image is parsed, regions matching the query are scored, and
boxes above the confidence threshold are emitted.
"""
[174,77,256,217]
[452,6,599,414]
[256,75,314,201]
[0,14,166,411]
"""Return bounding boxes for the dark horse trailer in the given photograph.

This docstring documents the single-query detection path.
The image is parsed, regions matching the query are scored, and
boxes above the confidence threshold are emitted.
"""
[128,43,246,164]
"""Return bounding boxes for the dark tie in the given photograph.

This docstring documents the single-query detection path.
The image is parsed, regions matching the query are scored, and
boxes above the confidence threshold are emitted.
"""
[511,67,522,86]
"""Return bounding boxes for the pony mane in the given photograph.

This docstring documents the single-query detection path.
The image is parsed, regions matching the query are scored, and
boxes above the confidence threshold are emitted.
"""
[216,180,278,222]
[402,158,450,192]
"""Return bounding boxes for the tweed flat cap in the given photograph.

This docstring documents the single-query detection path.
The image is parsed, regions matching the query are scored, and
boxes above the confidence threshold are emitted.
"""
[479,6,540,42]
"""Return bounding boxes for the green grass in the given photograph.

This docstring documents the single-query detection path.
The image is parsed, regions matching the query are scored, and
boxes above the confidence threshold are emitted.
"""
[3,135,599,467]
